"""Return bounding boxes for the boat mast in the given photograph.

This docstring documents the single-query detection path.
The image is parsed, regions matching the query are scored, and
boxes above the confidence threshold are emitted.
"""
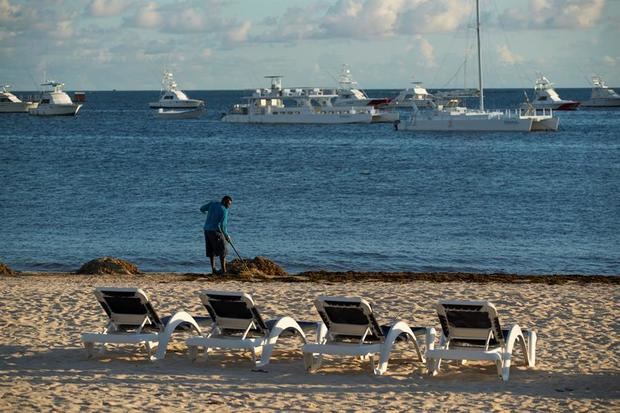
[476,0,484,111]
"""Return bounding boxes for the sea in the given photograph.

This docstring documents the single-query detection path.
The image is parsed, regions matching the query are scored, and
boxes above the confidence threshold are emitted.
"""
[1,88,618,275]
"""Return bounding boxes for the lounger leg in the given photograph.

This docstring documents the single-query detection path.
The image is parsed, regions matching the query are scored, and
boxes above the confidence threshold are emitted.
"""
[188,345,199,361]
[84,342,95,358]
[527,331,537,367]
[303,352,322,372]
[501,354,511,381]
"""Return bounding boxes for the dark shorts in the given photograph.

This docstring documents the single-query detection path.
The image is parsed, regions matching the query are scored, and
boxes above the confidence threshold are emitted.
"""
[205,230,227,258]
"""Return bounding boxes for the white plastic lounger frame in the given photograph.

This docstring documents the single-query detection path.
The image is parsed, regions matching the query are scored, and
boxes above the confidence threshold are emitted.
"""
[81,287,202,360]
[302,296,431,375]
[186,291,308,369]
[426,300,537,381]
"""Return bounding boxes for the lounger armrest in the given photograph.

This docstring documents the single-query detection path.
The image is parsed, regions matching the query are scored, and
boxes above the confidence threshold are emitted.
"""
[153,311,202,360]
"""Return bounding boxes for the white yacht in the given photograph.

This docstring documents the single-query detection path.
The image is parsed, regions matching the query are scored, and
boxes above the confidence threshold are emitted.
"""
[581,76,620,107]
[0,85,38,113]
[387,82,436,110]
[221,76,375,124]
[397,0,558,132]
[149,71,204,109]
[528,75,580,110]
[329,64,396,122]
[29,81,82,116]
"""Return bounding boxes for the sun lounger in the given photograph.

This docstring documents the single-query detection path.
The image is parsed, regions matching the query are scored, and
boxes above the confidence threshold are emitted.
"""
[302,295,431,375]
[81,287,204,360]
[186,290,313,369]
[426,300,537,381]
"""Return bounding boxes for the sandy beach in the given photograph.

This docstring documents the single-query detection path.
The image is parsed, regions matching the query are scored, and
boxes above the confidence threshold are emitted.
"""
[1,272,618,412]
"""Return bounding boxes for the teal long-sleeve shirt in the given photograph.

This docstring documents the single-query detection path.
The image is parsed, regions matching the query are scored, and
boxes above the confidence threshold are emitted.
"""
[200,201,229,236]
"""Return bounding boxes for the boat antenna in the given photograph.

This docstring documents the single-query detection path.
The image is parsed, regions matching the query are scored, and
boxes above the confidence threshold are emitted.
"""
[476,0,484,111]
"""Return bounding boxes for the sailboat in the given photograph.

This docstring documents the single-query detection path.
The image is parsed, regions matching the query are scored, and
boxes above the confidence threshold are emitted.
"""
[396,0,558,132]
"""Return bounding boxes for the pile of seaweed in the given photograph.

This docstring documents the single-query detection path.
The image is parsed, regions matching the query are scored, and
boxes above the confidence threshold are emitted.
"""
[227,256,288,279]
[77,257,140,275]
[0,262,16,276]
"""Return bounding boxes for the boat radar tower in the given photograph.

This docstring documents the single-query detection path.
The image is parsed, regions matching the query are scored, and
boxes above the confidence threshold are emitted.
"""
[265,75,283,92]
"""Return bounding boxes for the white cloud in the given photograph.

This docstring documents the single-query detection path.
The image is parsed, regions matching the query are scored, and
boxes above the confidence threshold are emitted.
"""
[131,2,161,29]
[502,0,607,30]
[0,0,20,22]
[602,55,618,66]
[226,21,251,44]
[415,35,437,67]
[87,0,133,18]
[497,45,523,65]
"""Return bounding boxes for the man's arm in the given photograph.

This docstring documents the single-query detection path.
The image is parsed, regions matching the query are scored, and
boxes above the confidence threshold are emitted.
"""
[200,202,212,214]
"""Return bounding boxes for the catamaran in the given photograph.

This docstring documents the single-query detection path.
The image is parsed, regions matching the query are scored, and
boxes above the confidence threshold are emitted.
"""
[396,0,558,132]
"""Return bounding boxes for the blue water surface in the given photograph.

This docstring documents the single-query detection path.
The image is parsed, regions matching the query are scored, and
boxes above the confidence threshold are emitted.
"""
[1,88,618,275]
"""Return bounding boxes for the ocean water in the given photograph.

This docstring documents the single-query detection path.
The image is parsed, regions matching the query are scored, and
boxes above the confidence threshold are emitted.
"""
[1,89,618,275]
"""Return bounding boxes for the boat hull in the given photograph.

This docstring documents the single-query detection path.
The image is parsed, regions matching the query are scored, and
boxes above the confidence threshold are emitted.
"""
[0,102,39,113]
[581,98,620,107]
[29,103,82,116]
[149,100,203,109]
[531,101,580,110]
[222,112,372,124]
[396,115,533,132]
[155,108,204,119]
[371,111,399,123]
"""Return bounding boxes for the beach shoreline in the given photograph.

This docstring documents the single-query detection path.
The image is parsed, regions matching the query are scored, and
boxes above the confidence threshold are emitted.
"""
[1,272,618,411]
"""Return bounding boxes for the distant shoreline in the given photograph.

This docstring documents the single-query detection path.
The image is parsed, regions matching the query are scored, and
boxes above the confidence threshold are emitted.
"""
[6,270,618,284]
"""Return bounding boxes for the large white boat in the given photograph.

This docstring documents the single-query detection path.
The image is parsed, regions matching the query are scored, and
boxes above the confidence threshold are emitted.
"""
[29,81,82,116]
[581,76,620,107]
[328,65,396,122]
[528,75,580,110]
[221,76,375,124]
[387,82,436,110]
[397,0,558,132]
[148,71,204,109]
[0,85,39,113]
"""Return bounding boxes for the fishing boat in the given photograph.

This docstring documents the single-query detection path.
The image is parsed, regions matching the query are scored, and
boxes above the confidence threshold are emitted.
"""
[396,0,558,132]
[386,81,436,110]
[326,64,396,122]
[149,71,204,109]
[527,75,580,110]
[29,81,82,116]
[581,76,620,107]
[221,76,375,124]
[0,85,38,113]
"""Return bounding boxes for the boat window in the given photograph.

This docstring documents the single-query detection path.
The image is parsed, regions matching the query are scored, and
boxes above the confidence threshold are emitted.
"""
[0,98,8,102]
[42,99,50,104]
[539,96,547,101]
[164,96,173,100]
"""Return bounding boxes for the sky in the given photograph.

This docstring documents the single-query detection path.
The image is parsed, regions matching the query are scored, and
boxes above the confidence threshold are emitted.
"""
[1,0,619,91]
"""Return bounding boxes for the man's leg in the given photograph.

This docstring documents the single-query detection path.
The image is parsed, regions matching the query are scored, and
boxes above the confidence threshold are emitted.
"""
[210,256,217,274]
[219,255,227,274]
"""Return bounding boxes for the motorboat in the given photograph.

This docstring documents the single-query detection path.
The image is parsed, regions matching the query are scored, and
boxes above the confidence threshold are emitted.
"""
[149,71,204,109]
[0,85,38,113]
[397,0,558,132]
[221,76,376,124]
[154,107,204,119]
[527,75,580,110]
[328,64,396,122]
[29,81,82,116]
[387,82,436,110]
[581,76,620,107]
